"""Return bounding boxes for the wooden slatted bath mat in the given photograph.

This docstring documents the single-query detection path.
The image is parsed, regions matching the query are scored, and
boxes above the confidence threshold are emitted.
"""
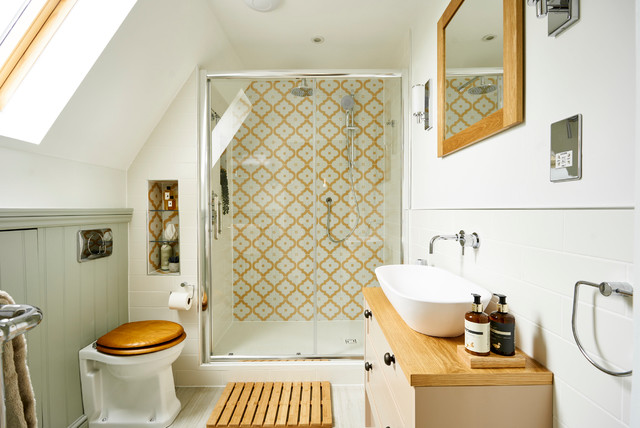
[206,381,333,428]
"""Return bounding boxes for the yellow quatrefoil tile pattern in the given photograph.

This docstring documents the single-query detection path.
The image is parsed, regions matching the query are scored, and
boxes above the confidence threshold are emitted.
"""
[231,79,385,321]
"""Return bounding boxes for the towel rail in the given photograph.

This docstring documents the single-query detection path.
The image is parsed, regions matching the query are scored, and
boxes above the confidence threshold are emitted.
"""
[0,304,43,428]
[571,280,633,377]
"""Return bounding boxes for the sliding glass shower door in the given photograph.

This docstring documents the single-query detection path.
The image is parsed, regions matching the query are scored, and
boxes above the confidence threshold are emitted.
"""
[200,73,403,361]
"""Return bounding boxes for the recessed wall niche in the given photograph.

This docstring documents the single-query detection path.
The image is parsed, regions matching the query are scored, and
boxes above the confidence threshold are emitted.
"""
[147,180,180,275]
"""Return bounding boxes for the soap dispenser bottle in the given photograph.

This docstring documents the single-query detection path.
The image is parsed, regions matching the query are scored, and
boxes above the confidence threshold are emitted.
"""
[464,293,490,356]
[489,293,516,356]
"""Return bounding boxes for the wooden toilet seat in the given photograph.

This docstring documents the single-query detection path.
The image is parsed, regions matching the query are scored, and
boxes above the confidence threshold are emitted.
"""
[96,320,186,356]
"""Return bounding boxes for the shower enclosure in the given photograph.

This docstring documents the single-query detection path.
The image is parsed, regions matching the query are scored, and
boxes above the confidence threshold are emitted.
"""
[198,72,403,362]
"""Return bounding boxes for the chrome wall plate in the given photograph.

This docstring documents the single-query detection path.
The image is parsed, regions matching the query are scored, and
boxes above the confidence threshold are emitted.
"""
[78,228,113,262]
[550,114,582,182]
[547,0,580,37]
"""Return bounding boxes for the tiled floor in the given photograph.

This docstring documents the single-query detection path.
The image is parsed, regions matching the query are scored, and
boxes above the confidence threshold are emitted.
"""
[169,385,365,428]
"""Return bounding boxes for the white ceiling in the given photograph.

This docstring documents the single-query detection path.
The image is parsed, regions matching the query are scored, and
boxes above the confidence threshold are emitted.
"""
[207,0,420,69]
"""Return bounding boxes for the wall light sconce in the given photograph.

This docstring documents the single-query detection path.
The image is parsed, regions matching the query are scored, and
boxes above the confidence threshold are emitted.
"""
[527,0,579,37]
[412,81,431,130]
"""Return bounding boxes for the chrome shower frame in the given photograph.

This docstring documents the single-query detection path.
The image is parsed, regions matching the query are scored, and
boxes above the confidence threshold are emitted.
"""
[197,69,406,364]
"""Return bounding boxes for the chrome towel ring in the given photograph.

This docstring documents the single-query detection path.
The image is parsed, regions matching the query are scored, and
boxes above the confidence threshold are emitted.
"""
[571,280,633,377]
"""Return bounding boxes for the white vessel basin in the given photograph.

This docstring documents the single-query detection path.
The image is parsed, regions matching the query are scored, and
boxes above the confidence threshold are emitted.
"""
[374,264,491,337]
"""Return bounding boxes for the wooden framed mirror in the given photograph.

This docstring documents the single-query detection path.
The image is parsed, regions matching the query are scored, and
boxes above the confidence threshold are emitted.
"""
[437,0,523,157]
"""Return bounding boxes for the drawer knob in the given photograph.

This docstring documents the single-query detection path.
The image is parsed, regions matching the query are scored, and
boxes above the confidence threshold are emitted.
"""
[384,352,395,366]
[364,309,372,319]
[365,361,373,371]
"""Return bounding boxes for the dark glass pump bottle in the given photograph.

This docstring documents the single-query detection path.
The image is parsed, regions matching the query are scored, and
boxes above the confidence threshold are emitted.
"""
[489,294,516,356]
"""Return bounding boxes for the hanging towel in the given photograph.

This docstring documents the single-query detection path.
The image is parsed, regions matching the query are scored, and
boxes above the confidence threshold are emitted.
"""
[0,291,37,428]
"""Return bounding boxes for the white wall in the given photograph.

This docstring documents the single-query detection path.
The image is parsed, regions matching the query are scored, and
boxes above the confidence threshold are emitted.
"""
[411,1,635,209]
[0,147,126,208]
[127,72,202,375]
[408,2,636,428]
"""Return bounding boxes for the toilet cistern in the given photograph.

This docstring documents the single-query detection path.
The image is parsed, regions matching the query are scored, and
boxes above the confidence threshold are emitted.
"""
[429,230,480,256]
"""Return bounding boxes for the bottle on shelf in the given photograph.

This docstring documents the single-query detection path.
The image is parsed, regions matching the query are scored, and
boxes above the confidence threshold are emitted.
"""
[163,186,173,210]
[160,243,172,271]
[464,293,490,356]
[166,196,177,210]
[489,293,516,356]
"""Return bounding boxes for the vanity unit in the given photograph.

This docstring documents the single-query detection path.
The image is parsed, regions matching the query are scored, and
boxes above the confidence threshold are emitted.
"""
[363,287,552,428]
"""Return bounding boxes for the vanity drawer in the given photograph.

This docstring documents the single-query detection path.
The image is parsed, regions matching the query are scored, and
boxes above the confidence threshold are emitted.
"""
[366,305,414,426]
[365,335,404,428]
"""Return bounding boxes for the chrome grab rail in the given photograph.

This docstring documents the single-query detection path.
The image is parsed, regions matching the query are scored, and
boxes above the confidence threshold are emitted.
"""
[571,281,633,377]
[0,304,43,428]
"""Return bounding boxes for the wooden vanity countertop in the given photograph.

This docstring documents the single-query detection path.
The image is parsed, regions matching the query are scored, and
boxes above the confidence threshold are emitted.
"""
[363,287,553,387]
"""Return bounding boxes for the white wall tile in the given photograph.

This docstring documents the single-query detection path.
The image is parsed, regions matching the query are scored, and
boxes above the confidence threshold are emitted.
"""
[521,248,630,301]
[490,210,564,251]
[563,209,634,263]
[561,299,634,370]
[129,291,170,307]
[554,378,627,428]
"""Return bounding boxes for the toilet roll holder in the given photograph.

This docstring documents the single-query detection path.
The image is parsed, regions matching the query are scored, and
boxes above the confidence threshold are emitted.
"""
[168,283,194,310]
[179,282,194,299]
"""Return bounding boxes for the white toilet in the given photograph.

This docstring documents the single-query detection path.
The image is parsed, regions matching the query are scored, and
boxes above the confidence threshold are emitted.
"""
[79,320,186,428]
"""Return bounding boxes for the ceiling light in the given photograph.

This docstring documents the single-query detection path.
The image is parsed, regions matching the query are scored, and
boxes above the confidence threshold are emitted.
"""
[481,34,497,41]
[311,36,325,44]
[243,0,281,12]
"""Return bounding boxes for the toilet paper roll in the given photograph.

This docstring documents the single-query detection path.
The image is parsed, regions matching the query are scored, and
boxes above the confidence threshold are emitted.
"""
[168,291,192,310]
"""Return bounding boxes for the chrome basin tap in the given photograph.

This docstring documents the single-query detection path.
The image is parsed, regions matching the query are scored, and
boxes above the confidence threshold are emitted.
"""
[429,234,459,254]
[429,230,480,256]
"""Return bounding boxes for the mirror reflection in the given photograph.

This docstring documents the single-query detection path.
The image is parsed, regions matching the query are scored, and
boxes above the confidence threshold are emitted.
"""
[445,0,503,139]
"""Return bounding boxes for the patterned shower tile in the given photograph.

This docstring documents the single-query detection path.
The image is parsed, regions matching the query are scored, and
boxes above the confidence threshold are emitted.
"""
[231,79,386,321]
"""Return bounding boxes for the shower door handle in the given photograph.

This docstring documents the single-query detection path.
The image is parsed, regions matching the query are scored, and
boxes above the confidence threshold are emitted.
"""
[217,199,223,236]
[212,194,220,240]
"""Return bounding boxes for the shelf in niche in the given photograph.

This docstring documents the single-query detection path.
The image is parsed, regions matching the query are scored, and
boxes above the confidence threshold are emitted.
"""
[149,269,181,276]
[149,209,179,213]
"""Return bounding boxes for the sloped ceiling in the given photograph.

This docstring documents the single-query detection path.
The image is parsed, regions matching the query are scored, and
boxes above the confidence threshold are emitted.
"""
[0,0,241,170]
[207,0,419,69]
[0,0,418,171]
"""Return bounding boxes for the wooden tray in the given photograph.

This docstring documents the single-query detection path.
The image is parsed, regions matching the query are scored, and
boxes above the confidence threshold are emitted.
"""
[457,345,526,369]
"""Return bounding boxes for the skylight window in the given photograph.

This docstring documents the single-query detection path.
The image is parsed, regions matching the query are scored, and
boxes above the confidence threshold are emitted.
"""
[0,0,77,109]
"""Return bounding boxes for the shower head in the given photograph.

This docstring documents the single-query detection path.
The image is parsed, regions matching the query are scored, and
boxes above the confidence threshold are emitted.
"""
[291,78,313,97]
[340,94,355,111]
[467,77,497,95]
[456,76,480,92]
